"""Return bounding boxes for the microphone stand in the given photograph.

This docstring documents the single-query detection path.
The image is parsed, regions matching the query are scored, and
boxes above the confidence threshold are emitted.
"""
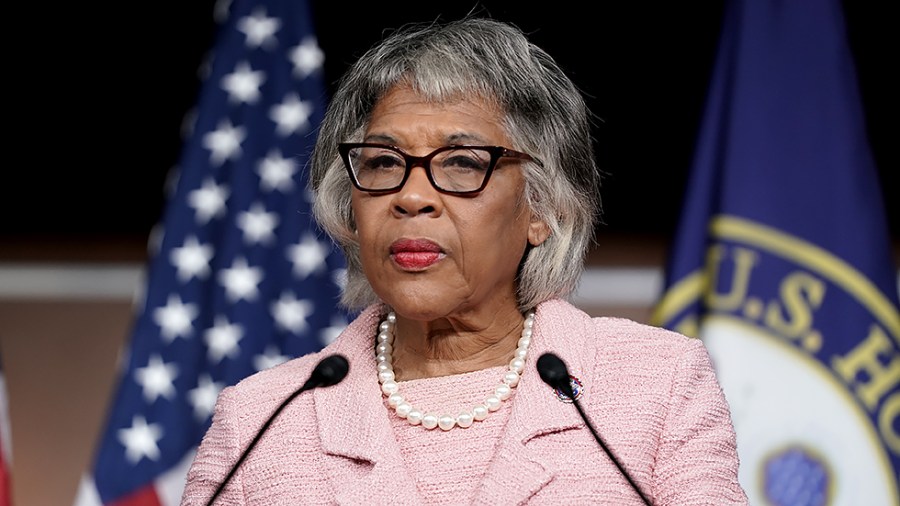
[204,354,349,506]
[537,352,652,506]
[569,393,652,506]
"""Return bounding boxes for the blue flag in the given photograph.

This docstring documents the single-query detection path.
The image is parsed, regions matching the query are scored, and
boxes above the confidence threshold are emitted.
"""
[75,1,348,504]
[651,1,900,504]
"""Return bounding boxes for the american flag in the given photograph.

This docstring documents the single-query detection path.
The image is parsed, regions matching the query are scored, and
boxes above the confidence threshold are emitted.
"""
[75,0,348,504]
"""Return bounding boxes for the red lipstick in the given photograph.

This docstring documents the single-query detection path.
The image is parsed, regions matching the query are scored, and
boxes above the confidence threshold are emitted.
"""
[390,239,444,269]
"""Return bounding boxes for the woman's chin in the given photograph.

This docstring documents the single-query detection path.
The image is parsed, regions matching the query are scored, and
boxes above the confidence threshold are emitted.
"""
[381,296,453,321]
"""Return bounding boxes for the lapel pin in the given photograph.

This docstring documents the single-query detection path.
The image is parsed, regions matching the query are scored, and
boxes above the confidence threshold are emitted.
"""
[553,374,583,403]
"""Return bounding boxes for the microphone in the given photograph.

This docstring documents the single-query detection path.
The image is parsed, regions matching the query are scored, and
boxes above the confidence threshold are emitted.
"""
[205,354,349,506]
[536,353,652,506]
[298,352,350,390]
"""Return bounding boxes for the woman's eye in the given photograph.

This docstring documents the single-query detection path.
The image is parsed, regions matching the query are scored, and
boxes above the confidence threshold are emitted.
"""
[443,154,488,171]
[364,155,404,170]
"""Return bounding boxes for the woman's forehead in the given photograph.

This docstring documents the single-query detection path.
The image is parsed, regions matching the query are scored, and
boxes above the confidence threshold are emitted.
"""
[364,85,509,147]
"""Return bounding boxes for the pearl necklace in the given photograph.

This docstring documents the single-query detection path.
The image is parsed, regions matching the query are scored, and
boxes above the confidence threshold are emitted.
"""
[375,310,535,431]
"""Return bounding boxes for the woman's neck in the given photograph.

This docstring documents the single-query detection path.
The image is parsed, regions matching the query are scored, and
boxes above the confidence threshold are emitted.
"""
[388,311,525,381]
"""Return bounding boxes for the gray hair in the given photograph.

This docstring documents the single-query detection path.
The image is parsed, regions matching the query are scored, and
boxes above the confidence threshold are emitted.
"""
[309,17,601,312]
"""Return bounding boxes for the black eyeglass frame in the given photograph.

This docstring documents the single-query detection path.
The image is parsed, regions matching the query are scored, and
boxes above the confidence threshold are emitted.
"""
[337,143,543,195]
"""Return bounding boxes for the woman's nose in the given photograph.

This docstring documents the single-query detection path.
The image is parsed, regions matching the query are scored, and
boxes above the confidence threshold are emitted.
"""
[390,166,442,217]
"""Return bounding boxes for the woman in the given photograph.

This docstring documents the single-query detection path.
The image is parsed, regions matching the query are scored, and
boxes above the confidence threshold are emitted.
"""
[181,17,748,505]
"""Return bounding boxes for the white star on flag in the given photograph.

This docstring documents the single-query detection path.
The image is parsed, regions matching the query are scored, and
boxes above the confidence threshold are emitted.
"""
[134,355,179,403]
[218,257,263,302]
[287,233,328,278]
[188,177,231,224]
[256,149,297,192]
[152,294,199,342]
[331,267,348,292]
[253,345,291,372]
[270,291,313,333]
[187,374,223,421]
[204,315,245,364]
[290,37,324,78]
[170,235,214,282]
[237,202,279,245]
[237,7,280,48]
[117,416,163,464]
[270,92,314,136]
[222,61,266,104]
[320,315,349,346]
[202,119,246,166]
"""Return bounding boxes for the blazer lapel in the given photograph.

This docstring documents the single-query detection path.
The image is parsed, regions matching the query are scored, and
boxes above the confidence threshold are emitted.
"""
[314,306,423,504]
[471,308,585,504]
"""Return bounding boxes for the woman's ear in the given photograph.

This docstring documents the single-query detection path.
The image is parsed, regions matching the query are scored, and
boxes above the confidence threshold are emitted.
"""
[527,217,551,246]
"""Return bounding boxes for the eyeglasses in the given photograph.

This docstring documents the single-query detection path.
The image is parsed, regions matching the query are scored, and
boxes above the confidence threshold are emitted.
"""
[338,143,543,195]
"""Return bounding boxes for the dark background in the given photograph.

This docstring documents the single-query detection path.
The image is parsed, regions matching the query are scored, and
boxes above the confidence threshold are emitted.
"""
[6,1,895,249]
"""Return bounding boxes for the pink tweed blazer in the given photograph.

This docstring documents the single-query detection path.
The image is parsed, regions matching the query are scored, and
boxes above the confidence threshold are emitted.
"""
[180,298,748,505]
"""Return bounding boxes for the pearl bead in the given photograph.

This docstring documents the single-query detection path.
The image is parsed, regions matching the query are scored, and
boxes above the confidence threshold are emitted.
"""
[396,402,412,418]
[407,410,423,425]
[438,415,456,431]
[387,393,403,407]
[381,380,399,395]
[378,370,395,383]
[422,414,439,429]
[376,310,535,431]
